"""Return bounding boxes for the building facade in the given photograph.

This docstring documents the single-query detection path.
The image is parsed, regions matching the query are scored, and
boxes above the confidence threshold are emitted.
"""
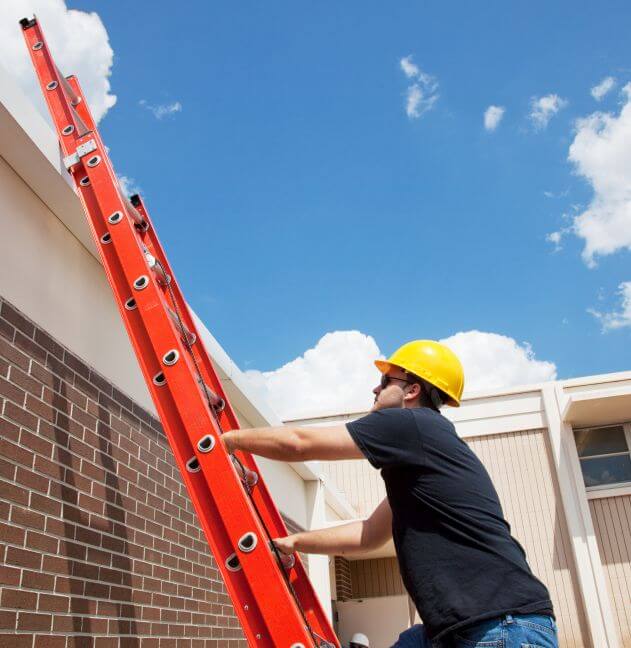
[294,373,631,648]
[0,62,338,646]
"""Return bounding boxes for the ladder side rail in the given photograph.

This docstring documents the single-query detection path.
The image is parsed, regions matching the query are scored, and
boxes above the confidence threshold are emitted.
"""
[69,134,316,645]
[76,180,272,643]
[66,69,336,644]
[128,196,335,635]
[22,22,322,648]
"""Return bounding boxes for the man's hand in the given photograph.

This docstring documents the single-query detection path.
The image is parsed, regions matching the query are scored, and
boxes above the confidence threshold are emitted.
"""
[272,534,298,555]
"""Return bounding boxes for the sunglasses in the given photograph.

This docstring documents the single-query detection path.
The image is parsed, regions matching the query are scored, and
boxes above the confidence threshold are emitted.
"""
[380,374,413,390]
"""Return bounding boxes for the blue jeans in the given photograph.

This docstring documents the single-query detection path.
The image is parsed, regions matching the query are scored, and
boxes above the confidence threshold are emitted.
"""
[391,614,558,647]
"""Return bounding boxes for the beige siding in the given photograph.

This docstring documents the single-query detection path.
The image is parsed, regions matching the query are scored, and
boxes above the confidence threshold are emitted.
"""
[350,558,406,598]
[589,495,631,646]
[321,459,384,516]
[467,430,590,647]
[324,429,590,646]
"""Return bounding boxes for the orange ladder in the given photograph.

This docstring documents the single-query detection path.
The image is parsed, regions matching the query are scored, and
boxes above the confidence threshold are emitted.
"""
[20,16,339,648]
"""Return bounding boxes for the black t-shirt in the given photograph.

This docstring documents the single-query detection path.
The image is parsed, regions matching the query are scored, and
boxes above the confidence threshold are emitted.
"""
[346,407,553,640]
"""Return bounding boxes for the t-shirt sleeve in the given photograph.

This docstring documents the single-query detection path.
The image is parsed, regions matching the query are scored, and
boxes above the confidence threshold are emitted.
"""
[346,408,424,469]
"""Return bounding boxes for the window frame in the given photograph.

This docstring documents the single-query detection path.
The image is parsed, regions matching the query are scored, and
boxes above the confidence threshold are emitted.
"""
[574,422,631,499]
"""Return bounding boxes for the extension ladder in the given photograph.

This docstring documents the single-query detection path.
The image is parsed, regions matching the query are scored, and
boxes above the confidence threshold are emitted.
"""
[21,16,339,648]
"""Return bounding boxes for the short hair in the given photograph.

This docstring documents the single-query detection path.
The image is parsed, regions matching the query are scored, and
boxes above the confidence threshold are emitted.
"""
[405,372,448,410]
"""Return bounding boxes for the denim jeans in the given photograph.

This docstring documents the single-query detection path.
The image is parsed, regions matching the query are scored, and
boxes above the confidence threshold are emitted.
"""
[391,614,558,648]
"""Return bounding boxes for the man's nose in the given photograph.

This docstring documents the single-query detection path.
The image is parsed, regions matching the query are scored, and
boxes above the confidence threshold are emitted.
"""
[373,385,381,395]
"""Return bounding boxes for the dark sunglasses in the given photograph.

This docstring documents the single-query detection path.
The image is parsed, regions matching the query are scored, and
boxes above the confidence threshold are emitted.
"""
[380,374,412,390]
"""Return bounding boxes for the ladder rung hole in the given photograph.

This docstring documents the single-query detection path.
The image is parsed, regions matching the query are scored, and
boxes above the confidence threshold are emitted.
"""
[46,81,58,91]
[124,297,137,311]
[214,398,226,413]
[152,372,166,386]
[62,125,74,136]
[237,532,257,553]
[79,176,90,186]
[225,553,241,572]
[108,211,123,224]
[32,41,43,50]
[162,349,179,366]
[100,233,112,245]
[185,456,200,473]
[197,435,215,453]
[136,220,150,233]
[87,155,101,167]
[290,644,306,648]
[133,275,149,291]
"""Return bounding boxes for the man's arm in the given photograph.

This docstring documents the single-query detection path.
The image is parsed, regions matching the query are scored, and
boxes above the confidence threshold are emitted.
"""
[274,497,393,556]
[222,424,364,462]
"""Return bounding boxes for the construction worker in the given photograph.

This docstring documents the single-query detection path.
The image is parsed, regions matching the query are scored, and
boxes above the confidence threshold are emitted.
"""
[349,632,370,648]
[222,341,558,647]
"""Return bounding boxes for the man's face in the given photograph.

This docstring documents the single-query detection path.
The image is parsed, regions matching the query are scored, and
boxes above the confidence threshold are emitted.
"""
[371,368,414,411]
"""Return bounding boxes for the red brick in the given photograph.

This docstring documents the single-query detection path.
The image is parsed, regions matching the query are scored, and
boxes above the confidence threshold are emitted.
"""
[0,479,29,506]
[29,361,60,390]
[10,365,43,398]
[34,637,66,648]
[34,329,64,359]
[0,456,16,480]
[38,593,69,613]
[0,336,30,371]
[0,303,34,338]
[0,416,20,441]
[0,609,17,629]
[3,400,38,432]
[6,546,42,570]
[33,455,60,479]
[0,315,14,342]
[26,529,58,553]
[0,634,32,648]
[10,504,45,530]
[19,429,53,458]
[16,467,49,494]
[20,569,55,590]
[0,565,21,586]
[25,394,55,422]
[1,588,37,609]
[42,554,69,574]
[17,612,52,631]
[0,377,25,405]
[14,331,47,365]
[45,354,75,384]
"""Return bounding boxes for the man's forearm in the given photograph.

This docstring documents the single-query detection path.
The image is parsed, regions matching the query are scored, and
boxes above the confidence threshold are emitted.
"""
[291,520,369,556]
[222,426,303,461]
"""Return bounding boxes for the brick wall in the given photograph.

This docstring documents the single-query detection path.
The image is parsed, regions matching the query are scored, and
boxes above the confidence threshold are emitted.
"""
[333,558,351,602]
[0,296,246,647]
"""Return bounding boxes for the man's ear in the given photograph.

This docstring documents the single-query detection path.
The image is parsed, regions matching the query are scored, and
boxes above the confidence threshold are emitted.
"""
[405,382,422,402]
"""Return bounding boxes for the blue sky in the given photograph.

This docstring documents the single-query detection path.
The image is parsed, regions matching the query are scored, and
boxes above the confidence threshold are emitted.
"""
[4,0,631,413]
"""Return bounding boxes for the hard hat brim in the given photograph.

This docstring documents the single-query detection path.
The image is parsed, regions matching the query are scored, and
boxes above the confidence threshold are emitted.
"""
[374,359,460,407]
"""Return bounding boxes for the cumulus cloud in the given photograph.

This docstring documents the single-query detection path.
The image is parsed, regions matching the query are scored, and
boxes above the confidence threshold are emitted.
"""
[484,105,505,132]
[399,55,438,119]
[440,331,557,392]
[244,330,556,419]
[245,332,382,420]
[562,83,631,265]
[529,94,568,130]
[139,99,182,120]
[588,281,631,331]
[0,0,116,124]
[591,76,616,101]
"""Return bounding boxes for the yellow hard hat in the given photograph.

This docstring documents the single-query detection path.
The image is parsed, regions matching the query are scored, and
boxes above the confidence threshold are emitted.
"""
[375,340,464,407]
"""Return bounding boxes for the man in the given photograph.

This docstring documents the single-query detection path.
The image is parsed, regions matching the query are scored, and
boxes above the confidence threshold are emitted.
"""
[222,340,558,647]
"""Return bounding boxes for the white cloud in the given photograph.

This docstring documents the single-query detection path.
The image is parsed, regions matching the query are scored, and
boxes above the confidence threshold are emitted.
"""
[245,332,382,420]
[0,0,116,123]
[591,76,616,101]
[484,105,505,132]
[117,174,142,197]
[400,56,419,79]
[399,55,438,120]
[244,330,556,419]
[440,331,557,393]
[543,189,569,199]
[139,99,182,120]
[529,94,568,130]
[588,281,631,331]
[564,83,631,265]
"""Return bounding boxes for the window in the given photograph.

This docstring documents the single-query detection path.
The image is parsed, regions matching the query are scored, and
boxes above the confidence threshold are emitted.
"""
[574,424,631,490]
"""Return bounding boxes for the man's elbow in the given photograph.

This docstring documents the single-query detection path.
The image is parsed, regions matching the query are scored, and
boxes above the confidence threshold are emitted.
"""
[280,428,311,461]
